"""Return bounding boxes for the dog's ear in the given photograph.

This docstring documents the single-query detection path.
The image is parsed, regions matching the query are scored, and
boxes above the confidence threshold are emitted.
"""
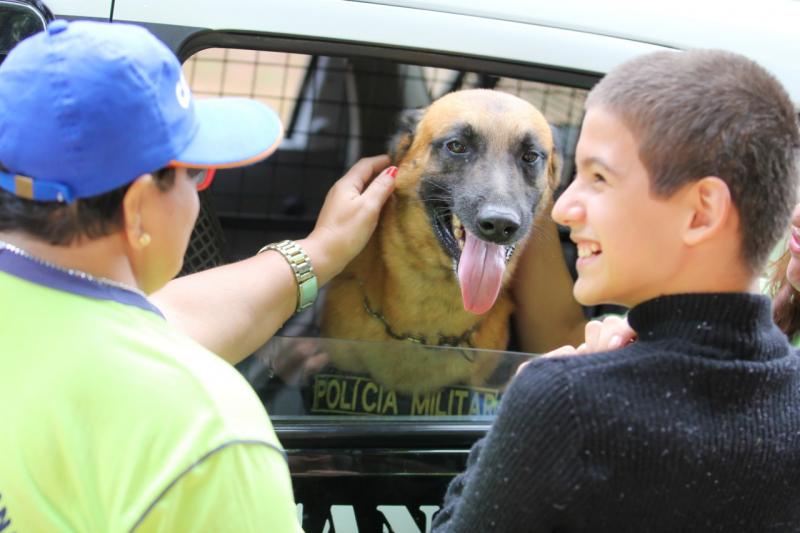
[547,124,563,189]
[388,108,424,165]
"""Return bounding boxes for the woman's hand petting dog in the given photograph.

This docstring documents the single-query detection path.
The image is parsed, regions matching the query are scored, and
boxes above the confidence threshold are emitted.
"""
[517,315,635,375]
[298,155,396,286]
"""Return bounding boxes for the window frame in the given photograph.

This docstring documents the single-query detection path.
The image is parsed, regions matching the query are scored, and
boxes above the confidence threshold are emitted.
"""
[172,28,602,449]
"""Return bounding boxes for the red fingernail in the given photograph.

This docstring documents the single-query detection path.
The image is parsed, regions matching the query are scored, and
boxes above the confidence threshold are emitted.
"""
[387,166,398,178]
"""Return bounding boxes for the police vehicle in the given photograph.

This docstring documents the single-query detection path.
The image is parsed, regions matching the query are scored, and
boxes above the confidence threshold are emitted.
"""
[2,0,798,530]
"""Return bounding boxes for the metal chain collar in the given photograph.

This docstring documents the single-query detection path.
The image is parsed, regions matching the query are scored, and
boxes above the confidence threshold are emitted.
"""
[358,280,482,357]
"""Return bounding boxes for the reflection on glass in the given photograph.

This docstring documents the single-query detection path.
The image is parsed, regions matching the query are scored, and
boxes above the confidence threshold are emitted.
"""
[238,336,534,419]
[0,3,47,64]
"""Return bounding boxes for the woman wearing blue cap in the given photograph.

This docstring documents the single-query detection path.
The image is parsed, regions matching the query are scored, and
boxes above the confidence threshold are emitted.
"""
[0,20,395,532]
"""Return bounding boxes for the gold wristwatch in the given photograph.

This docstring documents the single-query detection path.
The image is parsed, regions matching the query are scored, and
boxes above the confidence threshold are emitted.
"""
[257,240,318,313]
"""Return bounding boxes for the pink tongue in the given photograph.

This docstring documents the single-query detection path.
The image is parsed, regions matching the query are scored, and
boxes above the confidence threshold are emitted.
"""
[458,229,506,315]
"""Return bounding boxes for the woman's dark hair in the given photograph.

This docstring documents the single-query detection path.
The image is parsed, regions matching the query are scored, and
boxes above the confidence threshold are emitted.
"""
[769,248,800,340]
[0,168,175,245]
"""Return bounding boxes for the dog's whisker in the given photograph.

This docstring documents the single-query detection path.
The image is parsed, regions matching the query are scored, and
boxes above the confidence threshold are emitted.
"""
[426,180,451,191]
[407,198,454,210]
[425,189,454,199]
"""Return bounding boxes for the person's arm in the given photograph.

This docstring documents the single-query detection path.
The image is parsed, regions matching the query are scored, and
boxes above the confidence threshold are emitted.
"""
[151,155,395,364]
[133,443,302,532]
[432,359,584,532]
[513,210,586,353]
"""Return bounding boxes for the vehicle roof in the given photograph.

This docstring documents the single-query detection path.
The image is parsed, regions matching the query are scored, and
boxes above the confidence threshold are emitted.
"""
[48,0,800,103]
[361,0,798,53]
[361,0,800,103]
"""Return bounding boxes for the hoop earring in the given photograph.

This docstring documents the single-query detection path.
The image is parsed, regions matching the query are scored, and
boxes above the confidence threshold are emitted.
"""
[138,232,151,248]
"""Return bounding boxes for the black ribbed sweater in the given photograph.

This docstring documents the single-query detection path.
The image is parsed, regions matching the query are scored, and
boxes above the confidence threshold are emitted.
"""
[432,293,800,532]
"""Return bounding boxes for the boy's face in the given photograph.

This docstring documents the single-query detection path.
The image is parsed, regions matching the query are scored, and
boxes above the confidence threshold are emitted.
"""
[552,106,688,307]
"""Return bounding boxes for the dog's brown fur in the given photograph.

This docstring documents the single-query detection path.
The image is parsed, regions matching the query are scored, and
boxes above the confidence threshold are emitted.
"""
[321,89,558,394]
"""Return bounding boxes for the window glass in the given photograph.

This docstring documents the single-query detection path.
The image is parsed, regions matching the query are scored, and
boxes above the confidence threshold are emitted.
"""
[241,336,525,420]
[182,48,589,422]
[0,2,47,64]
[185,48,310,127]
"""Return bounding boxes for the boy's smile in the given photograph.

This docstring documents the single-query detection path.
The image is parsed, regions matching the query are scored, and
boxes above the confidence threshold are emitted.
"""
[576,241,602,263]
[552,106,689,308]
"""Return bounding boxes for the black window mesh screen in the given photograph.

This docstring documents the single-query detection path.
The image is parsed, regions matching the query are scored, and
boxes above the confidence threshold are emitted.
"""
[178,189,226,276]
[179,48,588,275]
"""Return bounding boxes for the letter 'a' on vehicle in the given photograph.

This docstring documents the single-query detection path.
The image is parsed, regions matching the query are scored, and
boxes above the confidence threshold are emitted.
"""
[0,1,48,65]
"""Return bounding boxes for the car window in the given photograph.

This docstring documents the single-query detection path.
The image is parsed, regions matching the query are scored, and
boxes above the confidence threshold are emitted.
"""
[0,0,48,64]
[184,48,311,128]
[181,44,591,425]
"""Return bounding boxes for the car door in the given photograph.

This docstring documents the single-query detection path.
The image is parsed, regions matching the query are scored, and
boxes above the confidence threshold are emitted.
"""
[165,29,598,532]
[14,1,672,530]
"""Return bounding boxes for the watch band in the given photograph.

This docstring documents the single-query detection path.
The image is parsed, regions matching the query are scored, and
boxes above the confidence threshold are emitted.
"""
[257,240,318,313]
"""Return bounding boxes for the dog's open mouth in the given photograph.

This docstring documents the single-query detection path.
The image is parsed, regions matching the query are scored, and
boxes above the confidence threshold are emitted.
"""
[429,200,516,316]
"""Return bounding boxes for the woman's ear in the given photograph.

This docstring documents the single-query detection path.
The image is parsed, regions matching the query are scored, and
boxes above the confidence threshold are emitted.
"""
[122,174,153,251]
[683,176,733,246]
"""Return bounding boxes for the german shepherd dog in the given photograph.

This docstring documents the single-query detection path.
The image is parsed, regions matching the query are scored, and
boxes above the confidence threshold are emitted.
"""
[321,89,558,394]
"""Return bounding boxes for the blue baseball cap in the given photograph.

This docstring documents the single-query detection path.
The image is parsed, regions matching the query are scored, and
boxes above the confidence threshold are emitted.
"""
[0,20,283,203]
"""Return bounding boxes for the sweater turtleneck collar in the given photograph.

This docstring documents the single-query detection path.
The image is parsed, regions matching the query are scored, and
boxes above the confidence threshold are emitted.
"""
[627,292,789,362]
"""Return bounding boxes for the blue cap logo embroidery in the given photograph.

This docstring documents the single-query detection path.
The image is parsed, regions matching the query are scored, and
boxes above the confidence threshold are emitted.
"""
[0,20,283,202]
[176,72,191,110]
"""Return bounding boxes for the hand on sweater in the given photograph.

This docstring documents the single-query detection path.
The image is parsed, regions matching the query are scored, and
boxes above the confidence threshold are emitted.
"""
[517,316,635,375]
[551,315,635,355]
[578,315,636,353]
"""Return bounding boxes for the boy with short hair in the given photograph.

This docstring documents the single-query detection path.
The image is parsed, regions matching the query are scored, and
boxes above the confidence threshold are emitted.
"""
[432,49,800,532]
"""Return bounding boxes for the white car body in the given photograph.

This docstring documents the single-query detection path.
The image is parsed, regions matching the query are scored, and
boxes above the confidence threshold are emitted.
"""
[47,0,800,103]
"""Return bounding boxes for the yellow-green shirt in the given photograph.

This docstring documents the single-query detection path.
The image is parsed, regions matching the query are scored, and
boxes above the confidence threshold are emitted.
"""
[0,244,301,532]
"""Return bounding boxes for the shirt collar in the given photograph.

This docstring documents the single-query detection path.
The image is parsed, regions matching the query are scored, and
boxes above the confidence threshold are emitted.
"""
[0,241,164,318]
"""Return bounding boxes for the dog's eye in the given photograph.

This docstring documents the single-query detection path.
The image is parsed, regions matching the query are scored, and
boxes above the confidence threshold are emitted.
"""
[446,140,468,154]
[522,150,540,163]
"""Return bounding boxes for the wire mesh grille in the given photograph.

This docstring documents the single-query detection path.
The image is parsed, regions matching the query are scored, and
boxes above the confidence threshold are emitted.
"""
[179,189,226,276]
[179,48,589,273]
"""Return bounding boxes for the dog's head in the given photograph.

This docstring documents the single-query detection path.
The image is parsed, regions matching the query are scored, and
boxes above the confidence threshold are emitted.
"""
[389,89,559,315]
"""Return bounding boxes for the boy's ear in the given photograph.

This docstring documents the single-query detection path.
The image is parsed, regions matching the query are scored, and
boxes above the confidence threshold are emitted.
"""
[683,176,733,246]
[388,108,424,165]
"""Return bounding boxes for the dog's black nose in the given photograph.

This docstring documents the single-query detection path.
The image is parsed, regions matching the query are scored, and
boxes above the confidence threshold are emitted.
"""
[477,206,520,244]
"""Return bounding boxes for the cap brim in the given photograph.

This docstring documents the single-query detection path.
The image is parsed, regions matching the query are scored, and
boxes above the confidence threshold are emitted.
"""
[170,98,283,169]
